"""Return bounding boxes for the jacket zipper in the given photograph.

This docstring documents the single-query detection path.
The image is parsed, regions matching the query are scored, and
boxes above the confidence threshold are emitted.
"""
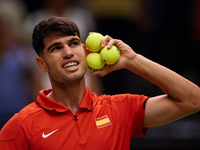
[74,115,82,138]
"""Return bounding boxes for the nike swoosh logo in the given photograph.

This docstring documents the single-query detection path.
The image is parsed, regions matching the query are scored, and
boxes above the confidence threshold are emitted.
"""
[42,129,59,138]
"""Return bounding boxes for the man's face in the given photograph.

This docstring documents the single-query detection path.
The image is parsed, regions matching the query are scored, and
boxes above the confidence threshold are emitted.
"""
[38,35,87,85]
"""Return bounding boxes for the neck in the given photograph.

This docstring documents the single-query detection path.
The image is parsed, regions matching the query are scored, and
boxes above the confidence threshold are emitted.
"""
[49,80,86,114]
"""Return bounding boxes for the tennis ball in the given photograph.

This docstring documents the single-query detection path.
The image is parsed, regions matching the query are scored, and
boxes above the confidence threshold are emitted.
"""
[85,33,104,52]
[100,45,120,65]
[86,53,106,71]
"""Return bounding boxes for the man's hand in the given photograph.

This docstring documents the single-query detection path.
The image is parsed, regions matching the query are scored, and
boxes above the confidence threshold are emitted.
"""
[93,35,137,77]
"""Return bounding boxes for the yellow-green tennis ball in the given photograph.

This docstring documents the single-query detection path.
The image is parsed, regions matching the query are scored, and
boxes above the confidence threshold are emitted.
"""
[85,33,104,52]
[100,45,120,65]
[86,53,106,71]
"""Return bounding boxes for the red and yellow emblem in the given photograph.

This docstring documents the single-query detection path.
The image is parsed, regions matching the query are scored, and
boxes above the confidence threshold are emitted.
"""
[95,115,111,129]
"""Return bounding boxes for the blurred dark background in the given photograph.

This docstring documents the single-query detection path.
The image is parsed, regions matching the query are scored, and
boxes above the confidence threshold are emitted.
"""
[1,0,200,149]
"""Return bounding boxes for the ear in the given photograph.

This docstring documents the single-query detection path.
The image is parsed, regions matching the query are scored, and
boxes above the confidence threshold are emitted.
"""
[36,57,48,72]
[83,44,89,57]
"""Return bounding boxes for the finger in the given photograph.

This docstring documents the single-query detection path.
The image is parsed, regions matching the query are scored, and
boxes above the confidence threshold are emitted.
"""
[92,65,114,77]
[106,39,116,49]
[101,35,112,48]
[89,32,95,35]
[93,70,109,77]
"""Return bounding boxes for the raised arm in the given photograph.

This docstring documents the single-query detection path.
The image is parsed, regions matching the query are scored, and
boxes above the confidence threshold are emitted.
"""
[93,35,200,128]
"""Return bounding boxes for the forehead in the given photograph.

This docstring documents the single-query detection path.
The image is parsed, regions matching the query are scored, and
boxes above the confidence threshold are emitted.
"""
[44,35,80,48]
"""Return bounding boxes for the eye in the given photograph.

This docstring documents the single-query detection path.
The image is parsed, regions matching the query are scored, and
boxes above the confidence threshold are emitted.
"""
[51,46,62,51]
[69,40,80,47]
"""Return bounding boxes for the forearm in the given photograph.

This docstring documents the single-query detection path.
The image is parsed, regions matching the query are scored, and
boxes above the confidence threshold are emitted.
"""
[128,54,200,110]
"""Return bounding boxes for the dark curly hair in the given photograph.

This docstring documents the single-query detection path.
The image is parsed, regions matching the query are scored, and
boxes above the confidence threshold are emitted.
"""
[32,16,80,56]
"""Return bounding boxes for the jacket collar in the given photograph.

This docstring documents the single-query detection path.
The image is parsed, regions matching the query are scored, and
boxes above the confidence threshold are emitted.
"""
[36,86,92,112]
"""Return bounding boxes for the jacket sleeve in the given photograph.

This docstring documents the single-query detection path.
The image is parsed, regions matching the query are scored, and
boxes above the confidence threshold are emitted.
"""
[0,115,29,150]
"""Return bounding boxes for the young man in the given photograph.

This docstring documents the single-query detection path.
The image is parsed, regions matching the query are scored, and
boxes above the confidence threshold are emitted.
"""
[0,16,200,149]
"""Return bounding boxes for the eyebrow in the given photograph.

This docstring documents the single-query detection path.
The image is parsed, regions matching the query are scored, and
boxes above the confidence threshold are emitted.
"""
[47,37,81,51]
[47,42,61,51]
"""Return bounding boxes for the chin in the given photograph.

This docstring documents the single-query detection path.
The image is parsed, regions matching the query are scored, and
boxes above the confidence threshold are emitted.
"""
[65,72,85,84]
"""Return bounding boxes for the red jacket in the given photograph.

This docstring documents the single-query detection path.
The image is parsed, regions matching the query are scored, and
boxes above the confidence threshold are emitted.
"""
[0,87,148,150]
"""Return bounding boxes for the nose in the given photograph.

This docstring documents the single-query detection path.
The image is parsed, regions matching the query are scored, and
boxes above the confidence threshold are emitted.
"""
[62,45,74,59]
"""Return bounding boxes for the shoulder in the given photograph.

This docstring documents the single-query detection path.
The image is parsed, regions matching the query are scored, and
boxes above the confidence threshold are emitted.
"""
[91,93,148,108]
[0,102,43,140]
[92,93,148,102]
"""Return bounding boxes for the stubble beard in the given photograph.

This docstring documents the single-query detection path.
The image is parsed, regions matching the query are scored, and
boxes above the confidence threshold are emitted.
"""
[49,67,87,88]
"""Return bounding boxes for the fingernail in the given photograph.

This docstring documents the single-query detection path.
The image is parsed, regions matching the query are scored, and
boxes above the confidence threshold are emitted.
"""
[107,45,111,49]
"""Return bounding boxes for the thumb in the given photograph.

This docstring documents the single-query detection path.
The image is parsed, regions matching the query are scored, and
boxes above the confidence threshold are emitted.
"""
[92,65,115,77]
